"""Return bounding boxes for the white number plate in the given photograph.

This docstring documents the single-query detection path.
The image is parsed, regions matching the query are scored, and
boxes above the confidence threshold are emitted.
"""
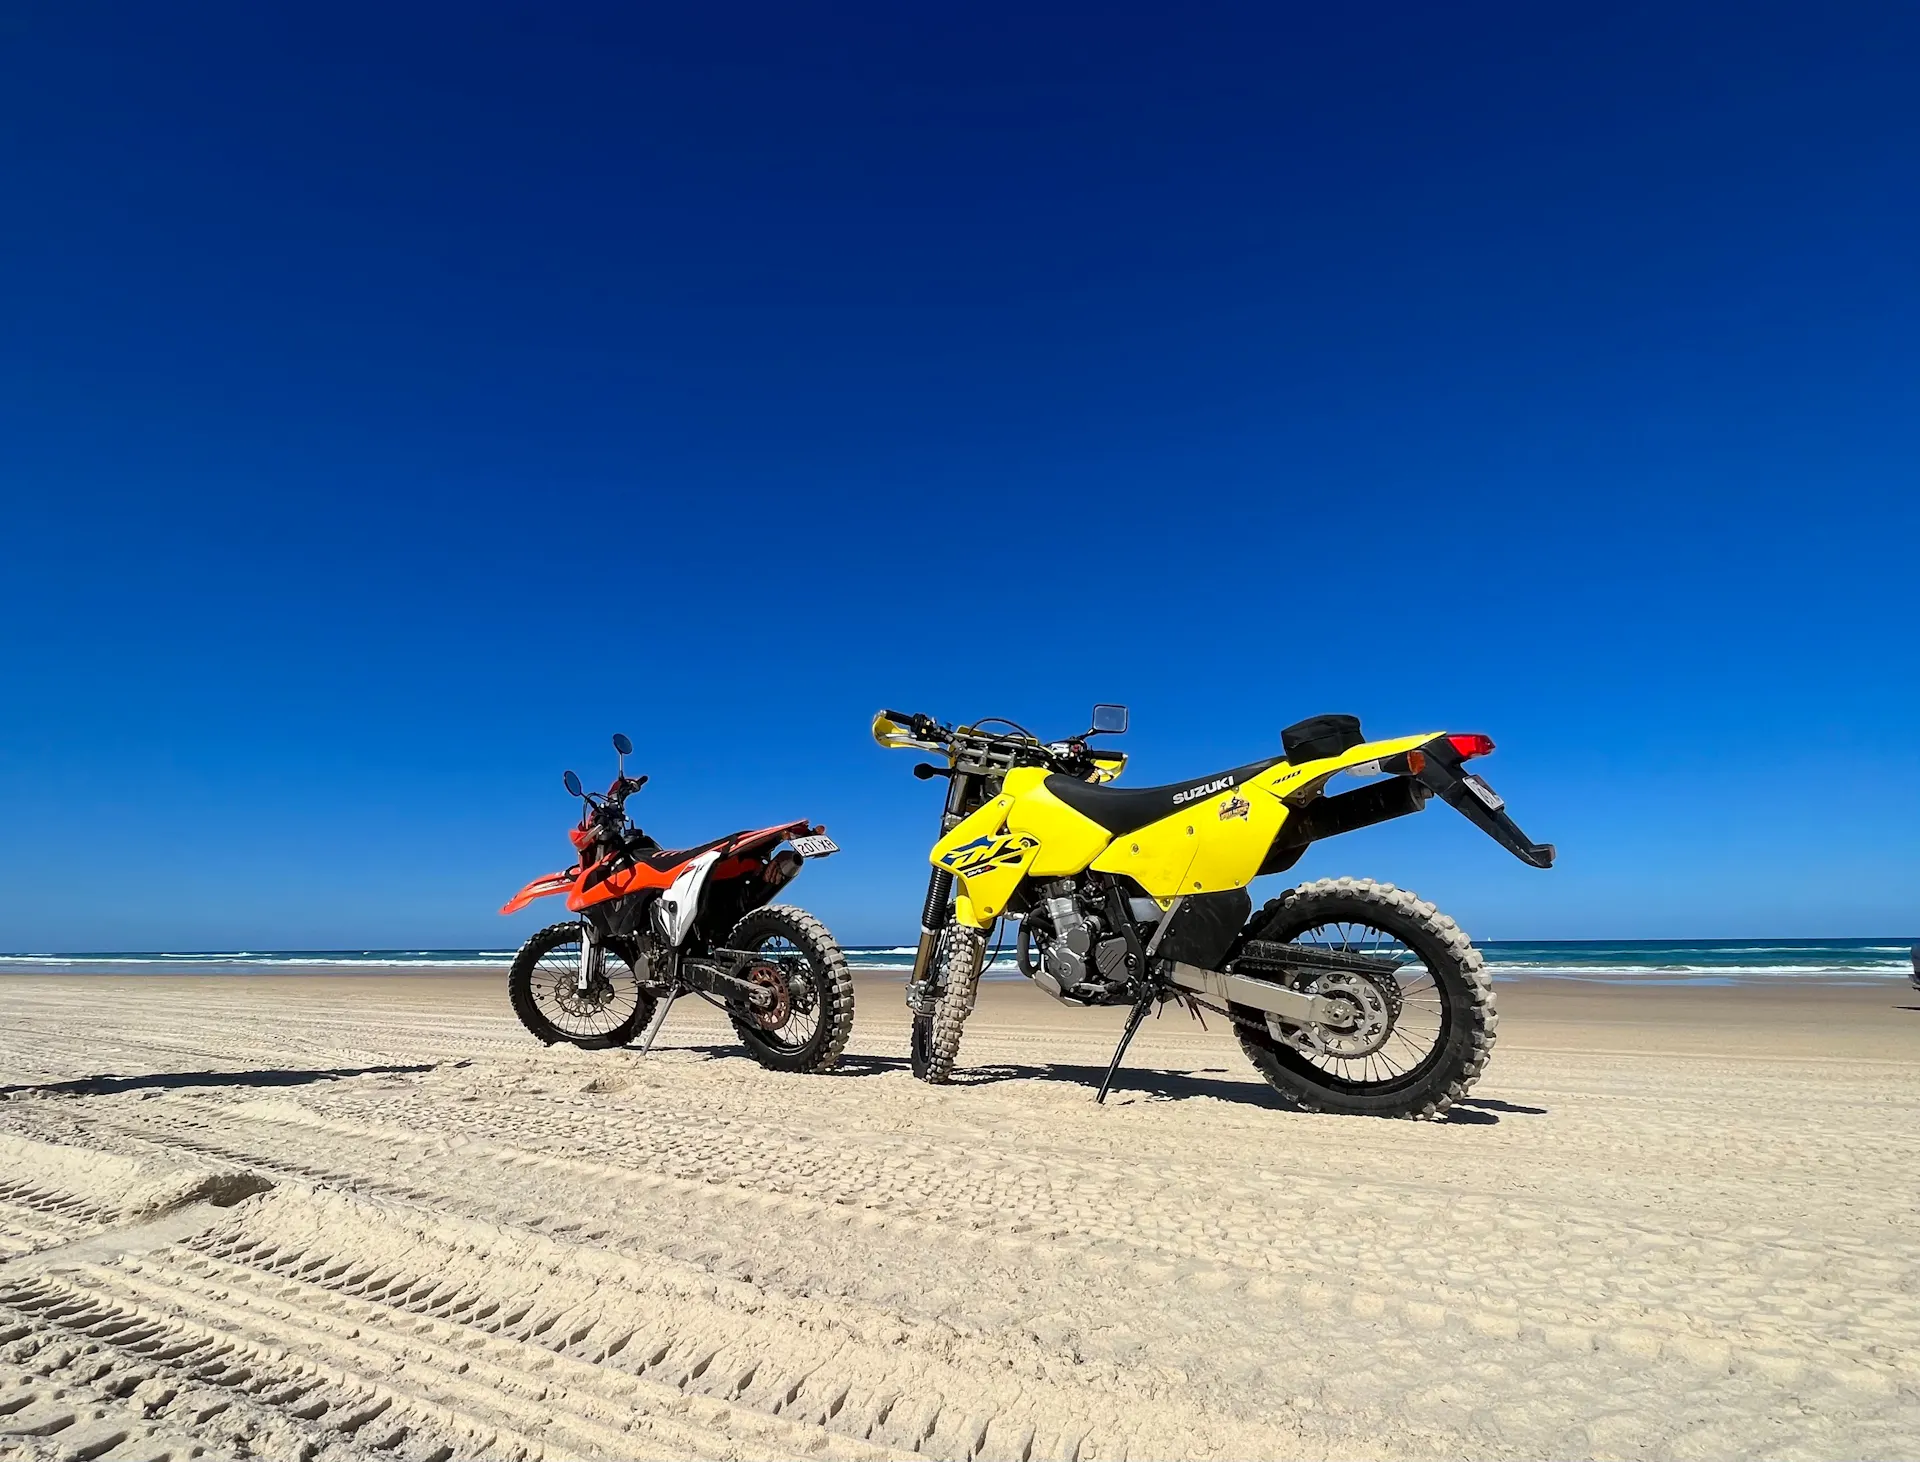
[790,834,839,858]
[1463,774,1505,811]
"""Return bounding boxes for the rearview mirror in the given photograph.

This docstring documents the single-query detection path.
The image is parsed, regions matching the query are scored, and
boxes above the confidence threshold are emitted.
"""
[562,770,584,797]
[1089,704,1129,735]
[612,733,633,756]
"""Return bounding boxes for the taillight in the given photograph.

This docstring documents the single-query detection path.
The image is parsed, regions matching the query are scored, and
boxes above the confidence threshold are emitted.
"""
[1448,733,1496,759]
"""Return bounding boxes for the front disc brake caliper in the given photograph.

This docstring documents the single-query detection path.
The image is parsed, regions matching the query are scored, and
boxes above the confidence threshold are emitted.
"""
[905,975,937,1018]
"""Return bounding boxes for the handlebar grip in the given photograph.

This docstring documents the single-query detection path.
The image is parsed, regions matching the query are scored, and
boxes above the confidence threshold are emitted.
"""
[882,709,915,723]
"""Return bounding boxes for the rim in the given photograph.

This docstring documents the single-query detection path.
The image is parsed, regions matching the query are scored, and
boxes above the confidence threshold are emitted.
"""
[1276,919,1446,1087]
[738,932,822,1051]
[527,934,645,1041]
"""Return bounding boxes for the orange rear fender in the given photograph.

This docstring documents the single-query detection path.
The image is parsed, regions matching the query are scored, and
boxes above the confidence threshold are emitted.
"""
[500,870,578,916]
[726,819,815,854]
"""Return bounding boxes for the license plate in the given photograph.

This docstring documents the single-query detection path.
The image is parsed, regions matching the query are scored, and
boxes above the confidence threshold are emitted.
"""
[1463,774,1505,811]
[790,834,839,858]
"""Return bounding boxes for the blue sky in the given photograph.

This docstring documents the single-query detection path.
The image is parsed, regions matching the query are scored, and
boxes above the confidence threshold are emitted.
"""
[2,3,1915,949]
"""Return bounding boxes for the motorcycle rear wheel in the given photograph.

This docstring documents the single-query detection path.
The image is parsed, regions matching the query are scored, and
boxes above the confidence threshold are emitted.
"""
[1231,878,1495,1119]
[725,905,855,1074]
[508,921,657,1050]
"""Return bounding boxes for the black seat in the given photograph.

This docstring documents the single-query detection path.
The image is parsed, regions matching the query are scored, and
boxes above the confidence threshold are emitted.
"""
[1044,757,1282,836]
[628,833,732,871]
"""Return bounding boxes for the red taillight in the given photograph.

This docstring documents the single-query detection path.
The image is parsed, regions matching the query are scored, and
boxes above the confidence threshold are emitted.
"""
[1448,733,1496,759]
[1404,749,1426,775]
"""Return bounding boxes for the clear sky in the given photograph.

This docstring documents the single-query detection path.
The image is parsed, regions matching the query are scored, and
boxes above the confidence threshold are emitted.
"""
[2,3,1915,950]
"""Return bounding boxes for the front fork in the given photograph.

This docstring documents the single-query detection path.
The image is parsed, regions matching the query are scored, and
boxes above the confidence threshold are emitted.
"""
[576,918,602,994]
[906,772,973,1014]
[905,869,953,1016]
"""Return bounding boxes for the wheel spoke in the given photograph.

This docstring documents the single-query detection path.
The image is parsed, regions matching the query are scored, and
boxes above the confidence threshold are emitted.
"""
[1272,916,1445,1087]
[737,933,823,1051]
[524,937,644,1040]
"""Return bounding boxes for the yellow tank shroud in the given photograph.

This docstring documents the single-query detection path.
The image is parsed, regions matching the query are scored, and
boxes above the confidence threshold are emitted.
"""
[929,730,1555,929]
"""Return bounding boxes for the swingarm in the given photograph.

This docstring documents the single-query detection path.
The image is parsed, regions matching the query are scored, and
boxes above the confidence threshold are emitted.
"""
[660,948,792,1015]
[1164,963,1340,1026]
[1096,904,1416,1100]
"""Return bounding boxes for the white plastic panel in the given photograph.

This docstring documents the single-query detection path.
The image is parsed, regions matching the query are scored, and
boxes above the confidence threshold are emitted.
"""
[653,850,722,947]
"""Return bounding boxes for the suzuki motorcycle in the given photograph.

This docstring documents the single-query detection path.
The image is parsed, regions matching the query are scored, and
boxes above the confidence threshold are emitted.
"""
[873,707,1555,1118]
[501,734,854,1073]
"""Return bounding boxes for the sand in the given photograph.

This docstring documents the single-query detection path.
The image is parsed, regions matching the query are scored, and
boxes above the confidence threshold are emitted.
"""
[1,970,1917,1461]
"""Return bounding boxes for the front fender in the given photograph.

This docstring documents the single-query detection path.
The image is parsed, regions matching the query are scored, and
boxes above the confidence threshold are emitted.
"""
[500,870,578,916]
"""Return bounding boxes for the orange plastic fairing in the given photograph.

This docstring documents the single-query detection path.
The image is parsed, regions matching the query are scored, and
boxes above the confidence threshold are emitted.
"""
[500,871,576,916]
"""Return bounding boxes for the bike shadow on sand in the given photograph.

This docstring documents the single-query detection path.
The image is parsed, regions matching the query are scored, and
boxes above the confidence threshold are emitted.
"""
[671,1045,1543,1123]
[0,1064,437,1099]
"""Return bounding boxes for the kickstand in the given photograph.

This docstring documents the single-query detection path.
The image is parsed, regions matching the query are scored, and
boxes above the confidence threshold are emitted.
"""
[638,992,677,1056]
[1095,995,1154,1105]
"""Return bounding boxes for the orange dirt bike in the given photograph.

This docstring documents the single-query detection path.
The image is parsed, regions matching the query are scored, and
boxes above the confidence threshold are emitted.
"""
[500,733,853,1072]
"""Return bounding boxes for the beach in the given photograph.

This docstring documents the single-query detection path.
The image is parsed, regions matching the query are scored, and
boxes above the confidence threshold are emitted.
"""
[1,970,1916,1460]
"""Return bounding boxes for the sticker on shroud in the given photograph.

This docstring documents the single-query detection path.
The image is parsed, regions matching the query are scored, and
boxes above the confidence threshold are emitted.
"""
[1218,795,1251,821]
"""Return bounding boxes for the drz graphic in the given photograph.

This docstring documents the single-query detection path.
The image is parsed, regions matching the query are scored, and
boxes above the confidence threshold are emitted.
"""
[501,734,853,1072]
[874,707,1555,1118]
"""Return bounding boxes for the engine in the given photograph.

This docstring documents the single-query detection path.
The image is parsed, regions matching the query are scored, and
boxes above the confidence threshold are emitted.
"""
[1018,879,1152,1002]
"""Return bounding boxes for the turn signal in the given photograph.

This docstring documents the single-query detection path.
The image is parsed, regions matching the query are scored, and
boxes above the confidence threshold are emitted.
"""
[1448,733,1496,759]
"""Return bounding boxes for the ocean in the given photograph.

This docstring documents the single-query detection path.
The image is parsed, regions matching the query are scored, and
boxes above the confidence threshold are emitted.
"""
[0,938,1914,986]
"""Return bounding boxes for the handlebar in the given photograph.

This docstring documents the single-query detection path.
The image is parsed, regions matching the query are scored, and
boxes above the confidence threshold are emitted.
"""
[889,710,1113,781]
[883,710,950,744]
[581,774,647,829]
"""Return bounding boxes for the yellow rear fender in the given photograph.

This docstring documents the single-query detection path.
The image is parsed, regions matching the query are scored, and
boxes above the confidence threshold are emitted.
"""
[1244,732,1443,806]
[1090,733,1444,900]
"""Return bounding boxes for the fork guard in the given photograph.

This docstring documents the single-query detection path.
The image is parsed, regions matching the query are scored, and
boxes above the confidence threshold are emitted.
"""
[1417,738,1556,869]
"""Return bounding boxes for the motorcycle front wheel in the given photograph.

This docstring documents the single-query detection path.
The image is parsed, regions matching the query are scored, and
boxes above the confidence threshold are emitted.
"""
[911,926,982,1085]
[1231,877,1495,1119]
[507,921,657,1050]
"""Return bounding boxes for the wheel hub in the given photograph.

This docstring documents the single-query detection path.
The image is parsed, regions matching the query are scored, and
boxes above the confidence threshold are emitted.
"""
[553,973,613,1018]
[744,961,793,1030]
[1300,970,1395,1058]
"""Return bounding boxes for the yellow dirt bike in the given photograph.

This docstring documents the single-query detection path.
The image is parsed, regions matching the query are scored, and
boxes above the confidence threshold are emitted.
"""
[873,705,1554,1118]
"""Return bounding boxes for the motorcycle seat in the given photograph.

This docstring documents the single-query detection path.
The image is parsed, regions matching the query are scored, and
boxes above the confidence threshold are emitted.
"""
[628,833,732,872]
[1043,757,1283,837]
